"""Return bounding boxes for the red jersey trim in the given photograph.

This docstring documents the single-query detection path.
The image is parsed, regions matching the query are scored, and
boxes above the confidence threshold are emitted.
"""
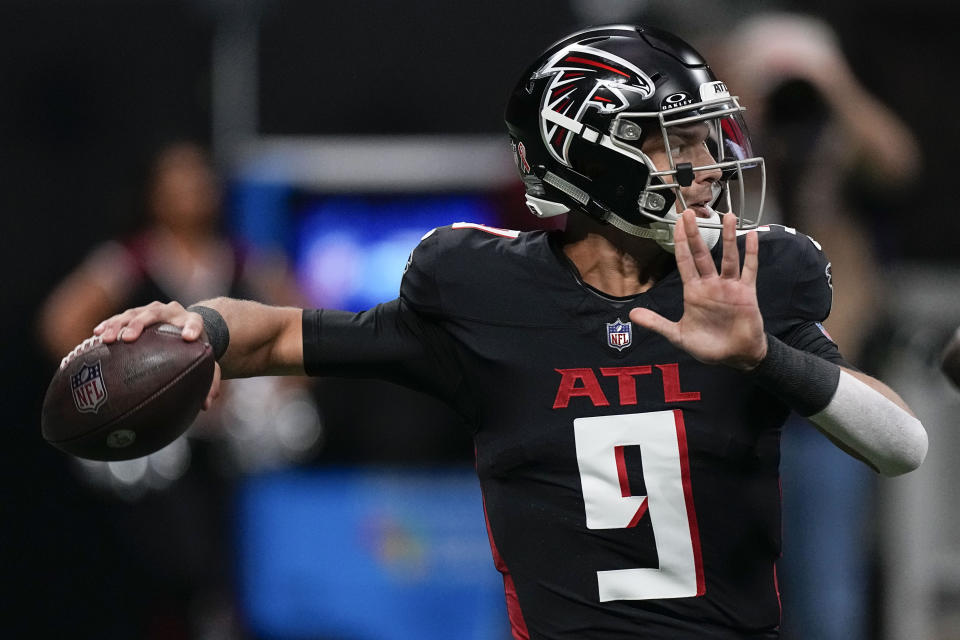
[480,489,530,639]
[674,409,706,595]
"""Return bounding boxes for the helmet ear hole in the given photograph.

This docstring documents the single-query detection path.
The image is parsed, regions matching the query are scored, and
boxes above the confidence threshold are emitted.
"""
[568,137,662,218]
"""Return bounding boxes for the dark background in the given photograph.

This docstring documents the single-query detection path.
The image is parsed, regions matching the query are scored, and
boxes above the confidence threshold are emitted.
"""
[1,0,955,636]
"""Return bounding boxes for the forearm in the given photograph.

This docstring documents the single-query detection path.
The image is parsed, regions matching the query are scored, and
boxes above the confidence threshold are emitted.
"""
[193,297,304,379]
[808,368,926,476]
[843,367,915,416]
[751,334,927,476]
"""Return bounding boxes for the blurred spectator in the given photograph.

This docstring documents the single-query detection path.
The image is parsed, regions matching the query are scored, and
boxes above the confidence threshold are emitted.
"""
[716,13,922,640]
[38,141,320,639]
[41,141,302,355]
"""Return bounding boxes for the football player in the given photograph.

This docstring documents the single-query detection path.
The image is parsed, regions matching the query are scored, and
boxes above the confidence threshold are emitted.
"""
[94,25,927,639]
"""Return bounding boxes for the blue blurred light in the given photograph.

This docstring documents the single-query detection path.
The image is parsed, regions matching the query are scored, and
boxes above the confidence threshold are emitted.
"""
[229,181,293,252]
[236,468,508,640]
[294,195,496,311]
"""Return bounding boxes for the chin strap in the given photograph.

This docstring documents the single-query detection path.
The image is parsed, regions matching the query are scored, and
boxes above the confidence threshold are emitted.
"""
[534,169,672,241]
[604,213,672,241]
[528,163,725,247]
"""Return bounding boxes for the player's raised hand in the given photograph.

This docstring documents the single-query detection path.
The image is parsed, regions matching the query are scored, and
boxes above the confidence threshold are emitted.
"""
[629,210,767,370]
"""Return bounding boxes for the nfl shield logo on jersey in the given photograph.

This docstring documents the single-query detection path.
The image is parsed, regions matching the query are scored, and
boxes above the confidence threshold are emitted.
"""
[71,361,108,414]
[606,319,632,351]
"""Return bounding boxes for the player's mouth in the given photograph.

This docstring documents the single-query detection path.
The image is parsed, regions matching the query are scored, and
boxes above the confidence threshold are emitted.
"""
[688,200,712,218]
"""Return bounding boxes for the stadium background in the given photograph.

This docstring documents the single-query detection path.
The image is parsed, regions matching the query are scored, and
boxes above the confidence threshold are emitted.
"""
[1,1,958,638]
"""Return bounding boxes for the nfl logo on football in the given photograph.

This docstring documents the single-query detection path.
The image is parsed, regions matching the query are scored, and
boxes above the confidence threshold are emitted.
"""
[606,319,632,351]
[71,361,108,414]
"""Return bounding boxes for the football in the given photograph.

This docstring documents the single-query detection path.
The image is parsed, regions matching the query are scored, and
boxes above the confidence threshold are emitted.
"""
[942,326,960,391]
[41,323,215,461]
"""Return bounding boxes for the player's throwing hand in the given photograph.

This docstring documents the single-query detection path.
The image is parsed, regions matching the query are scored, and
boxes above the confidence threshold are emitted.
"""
[93,301,222,409]
[629,210,767,370]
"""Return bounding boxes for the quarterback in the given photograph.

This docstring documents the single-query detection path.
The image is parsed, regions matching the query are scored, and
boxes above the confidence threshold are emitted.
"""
[94,26,926,639]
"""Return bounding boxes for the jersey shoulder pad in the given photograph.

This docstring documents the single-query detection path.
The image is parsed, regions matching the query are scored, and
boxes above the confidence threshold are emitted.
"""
[399,225,445,314]
[399,222,543,321]
[753,224,833,325]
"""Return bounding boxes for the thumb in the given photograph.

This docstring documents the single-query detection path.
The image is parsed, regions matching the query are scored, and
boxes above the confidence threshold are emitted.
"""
[202,362,222,411]
[629,307,679,343]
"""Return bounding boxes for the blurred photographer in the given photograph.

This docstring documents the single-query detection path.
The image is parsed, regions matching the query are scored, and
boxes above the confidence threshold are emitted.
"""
[716,13,922,640]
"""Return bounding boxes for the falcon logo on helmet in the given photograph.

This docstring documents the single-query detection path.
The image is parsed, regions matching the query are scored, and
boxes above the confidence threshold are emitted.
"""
[504,25,767,244]
[534,44,654,166]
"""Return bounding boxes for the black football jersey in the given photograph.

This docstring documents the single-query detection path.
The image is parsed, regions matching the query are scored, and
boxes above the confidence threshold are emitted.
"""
[303,222,843,639]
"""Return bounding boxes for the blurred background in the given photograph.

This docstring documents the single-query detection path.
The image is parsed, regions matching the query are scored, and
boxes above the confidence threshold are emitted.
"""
[2,1,958,638]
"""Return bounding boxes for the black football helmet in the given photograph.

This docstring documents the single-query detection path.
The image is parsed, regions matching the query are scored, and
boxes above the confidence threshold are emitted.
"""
[505,25,765,249]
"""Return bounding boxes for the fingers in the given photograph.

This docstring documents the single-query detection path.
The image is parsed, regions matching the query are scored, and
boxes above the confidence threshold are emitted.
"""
[629,307,680,346]
[680,211,754,284]
[684,209,717,278]
[719,213,740,279]
[93,307,136,343]
[672,209,699,283]
[181,312,206,341]
[202,362,222,411]
[93,301,199,344]
[674,209,718,280]
[741,229,759,285]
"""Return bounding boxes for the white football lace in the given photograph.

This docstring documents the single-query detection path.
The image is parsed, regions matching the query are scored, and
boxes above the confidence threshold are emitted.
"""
[60,335,103,370]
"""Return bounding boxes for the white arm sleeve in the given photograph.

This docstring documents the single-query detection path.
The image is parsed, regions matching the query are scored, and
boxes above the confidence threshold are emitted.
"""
[809,370,928,477]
